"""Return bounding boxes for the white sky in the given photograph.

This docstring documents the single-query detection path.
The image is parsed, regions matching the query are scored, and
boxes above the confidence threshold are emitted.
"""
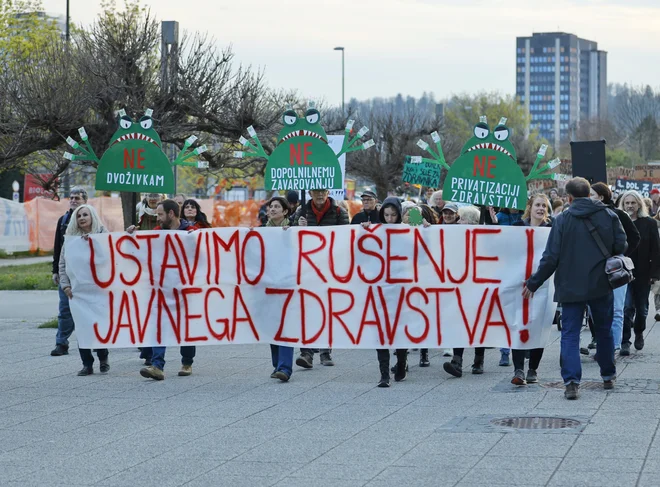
[43,0,660,107]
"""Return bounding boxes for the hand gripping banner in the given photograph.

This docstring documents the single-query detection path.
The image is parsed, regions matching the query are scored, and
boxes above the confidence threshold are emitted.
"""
[65,225,556,349]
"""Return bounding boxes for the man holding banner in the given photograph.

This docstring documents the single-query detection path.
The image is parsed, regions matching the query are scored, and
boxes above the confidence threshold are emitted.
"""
[524,178,626,400]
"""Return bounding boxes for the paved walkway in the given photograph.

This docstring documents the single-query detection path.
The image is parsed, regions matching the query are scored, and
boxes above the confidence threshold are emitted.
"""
[1,293,659,487]
[0,256,51,267]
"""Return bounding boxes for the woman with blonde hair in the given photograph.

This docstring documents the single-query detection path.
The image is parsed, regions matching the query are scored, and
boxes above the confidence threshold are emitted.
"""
[59,204,110,376]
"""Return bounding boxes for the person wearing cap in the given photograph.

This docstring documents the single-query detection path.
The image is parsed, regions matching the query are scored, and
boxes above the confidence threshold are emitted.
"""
[440,202,460,224]
[650,188,660,217]
[286,190,300,225]
[351,191,380,225]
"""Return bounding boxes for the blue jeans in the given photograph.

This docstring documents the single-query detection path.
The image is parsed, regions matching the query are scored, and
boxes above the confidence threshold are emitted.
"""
[622,280,651,345]
[270,345,293,376]
[151,346,196,371]
[56,285,75,346]
[612,284,627,349]
[561,292,616,385]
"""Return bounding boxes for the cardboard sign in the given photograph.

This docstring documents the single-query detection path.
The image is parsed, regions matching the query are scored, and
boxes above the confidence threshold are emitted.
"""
[235,106,374,191]
[65,225,556,350]
[411,119,561,210]
[64,109,208,193]
[615,178,653,197]
[402,156,441,188]
[0,198,30,252]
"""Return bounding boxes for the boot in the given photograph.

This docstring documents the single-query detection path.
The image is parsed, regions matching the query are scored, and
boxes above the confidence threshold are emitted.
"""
[378,359,391,388]
[443,355,463,378]
[394,353,408,382]
[471,357,484,375]
[419,349,430,367]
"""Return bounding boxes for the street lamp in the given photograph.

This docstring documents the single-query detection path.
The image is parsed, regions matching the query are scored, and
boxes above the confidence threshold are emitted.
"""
[65,0,70,42]
[333,47,345,115]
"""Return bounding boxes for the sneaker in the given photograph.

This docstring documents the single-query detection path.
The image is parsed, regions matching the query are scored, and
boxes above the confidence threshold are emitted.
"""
[99,359,110,374]
[471,361,484,375]
[140,366,165,381]
[655,313,660,321]
[394,359,408,382]
[273,371,290,382]
[511,369,526,385]
[378,371,391,388]
[319,353,334,366]
[620,343,631,356]
[603,378,615,390]
[587,338,597,350]
[499,352,510,366]
[296,353,313,369]
[634,334,645,351]
[178,365,192,376]
[579,347,590,356]
[270,370,278,379]
[526,369,538,384]
[77,366,93,376]
[419,349,430,367]
[442,349,452,357]
[51,344,69,356]
[564,382,580,400]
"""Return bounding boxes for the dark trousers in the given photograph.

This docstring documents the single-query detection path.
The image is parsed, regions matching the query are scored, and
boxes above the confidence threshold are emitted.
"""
[300,348,331,356]
[79,348,108,367]
[453,348,485,361]
[377,349,407,367]
[622,280,651,345]
[512,348,544,371]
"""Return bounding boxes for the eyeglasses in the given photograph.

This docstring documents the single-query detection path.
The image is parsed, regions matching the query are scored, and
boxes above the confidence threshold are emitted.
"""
[70,196,83,201]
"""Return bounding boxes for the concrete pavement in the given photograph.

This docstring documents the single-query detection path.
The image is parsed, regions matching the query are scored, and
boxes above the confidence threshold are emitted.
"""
[1,292,659,486]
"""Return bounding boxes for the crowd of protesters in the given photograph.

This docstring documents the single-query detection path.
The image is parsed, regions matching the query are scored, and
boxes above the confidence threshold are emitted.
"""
[51,178,660,400]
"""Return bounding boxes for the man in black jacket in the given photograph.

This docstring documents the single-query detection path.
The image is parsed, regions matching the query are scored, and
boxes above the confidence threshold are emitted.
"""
[51,187,88,356]
[524,178,626,399]
[350,190,380,225]
[293,189,349,368]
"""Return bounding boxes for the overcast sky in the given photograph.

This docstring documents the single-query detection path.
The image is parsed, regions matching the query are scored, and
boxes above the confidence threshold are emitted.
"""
[42,0,659,107]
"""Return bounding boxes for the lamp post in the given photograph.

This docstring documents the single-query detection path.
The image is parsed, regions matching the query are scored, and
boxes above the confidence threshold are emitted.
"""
[65,0,70,42]
[333,47,345,115]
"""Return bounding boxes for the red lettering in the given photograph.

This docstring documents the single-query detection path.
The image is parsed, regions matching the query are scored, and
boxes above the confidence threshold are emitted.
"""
[297,231,327,285]
[290,143,302,165]
[89,235,116,289]
[232,287,259,341]
[404,287,430,344]
[124,148,134,169]
[136,234,158,286]
[328,288,356,346]
[157,289,181,344]
[356,287,385,346]
[523,228,534,326]
[386,228,413,284]
[480,288,511,346]
[182,287,207,342]
[356,234,385,284]
[241,231,265,285]
[377,286,405,345]
[329,229,355,283]
[300,289,326,345]
[266,288,298,344]
[472,228,501,284]
[303,142,313,165]
[447,229,470,284]
[137,148,145,169]
[212,231,241,285]
[455,287,489,345]
[159,235,186,287]
[116,235,142,286]
[134,289,156,342]
[486,156,496,178]
[426,287,454,346]
[414,228,445,283]
[175,233,203,285]
[112,291,136,344]
[94,291,114,344]
[204,288,229,340]
[473,155,486,177]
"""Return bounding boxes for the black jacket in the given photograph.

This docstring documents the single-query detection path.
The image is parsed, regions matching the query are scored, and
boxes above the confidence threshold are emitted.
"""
[513,218,552,228]
[292,198,349,227]
[527,198,627,303]
[609,204,640,258]
[350,209,380,225]
[629,216,660,283]
[52,210,73,274]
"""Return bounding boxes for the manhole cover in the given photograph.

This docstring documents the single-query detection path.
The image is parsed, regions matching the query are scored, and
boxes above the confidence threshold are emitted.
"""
[542,381,604,390]
[490,416,581,429]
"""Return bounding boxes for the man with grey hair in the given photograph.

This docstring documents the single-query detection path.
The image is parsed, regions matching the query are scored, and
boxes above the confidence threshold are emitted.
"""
[51,187,88,356]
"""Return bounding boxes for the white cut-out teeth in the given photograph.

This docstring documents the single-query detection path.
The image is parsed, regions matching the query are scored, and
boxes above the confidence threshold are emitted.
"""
[466,142,512,158]
[278,129,327,145]
[111,132,159,147]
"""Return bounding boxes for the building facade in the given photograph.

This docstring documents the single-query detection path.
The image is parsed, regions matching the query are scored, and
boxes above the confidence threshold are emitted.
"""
[516,32,607,144]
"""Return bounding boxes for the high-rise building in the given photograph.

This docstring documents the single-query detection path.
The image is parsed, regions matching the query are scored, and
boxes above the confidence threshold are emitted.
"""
[516,32,607,144]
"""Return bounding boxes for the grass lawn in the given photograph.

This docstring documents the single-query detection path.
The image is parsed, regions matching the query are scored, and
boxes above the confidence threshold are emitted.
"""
[38,318,58,329]
[0,262,57,290]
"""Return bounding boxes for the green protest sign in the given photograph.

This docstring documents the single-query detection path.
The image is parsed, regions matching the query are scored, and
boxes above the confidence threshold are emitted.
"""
[402,156,441,188]
[234,104,375,191]
[408,207,423,226]
[410,118,561,210]
[64,109,208,194]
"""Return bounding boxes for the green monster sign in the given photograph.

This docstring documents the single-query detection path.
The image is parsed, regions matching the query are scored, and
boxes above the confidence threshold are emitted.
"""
[64,109,208,194]
[234,104,375,191]
[411,117,561,210]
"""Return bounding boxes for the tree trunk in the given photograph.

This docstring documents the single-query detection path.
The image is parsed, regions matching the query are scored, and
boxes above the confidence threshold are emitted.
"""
[120,191,140,229]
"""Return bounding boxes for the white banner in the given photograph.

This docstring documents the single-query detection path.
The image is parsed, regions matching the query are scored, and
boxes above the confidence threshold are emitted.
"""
[0,198,30,252]
[66,225,556,349]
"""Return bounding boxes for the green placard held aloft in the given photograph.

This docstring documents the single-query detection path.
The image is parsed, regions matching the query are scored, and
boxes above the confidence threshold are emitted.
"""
[234,103,375,191]
[411,117,561,210]
[402,154,442,188]
[64,109,209,194]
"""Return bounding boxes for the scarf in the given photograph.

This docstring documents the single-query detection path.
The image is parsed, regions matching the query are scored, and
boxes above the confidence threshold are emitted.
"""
[310,199,331,225]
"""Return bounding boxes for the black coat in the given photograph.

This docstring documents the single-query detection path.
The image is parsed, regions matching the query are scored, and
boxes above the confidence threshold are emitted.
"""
[527,198,627,303]
[629,216,660,283]
[609,205,640,258]
[292,198,349,227]
[350,209,380,225]
[52,210,73,274]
